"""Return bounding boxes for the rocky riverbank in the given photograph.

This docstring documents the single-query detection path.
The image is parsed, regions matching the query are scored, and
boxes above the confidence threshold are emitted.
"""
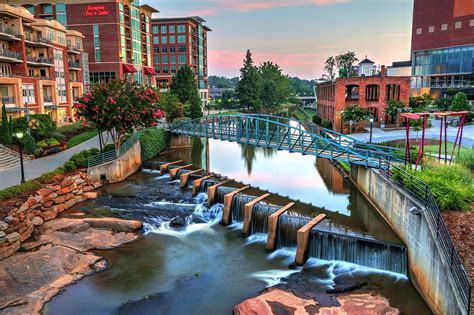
[0,215,143,314]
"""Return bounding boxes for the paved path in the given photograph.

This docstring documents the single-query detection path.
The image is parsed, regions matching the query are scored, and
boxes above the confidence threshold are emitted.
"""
[0,134,104,190]
[349,120,474,148]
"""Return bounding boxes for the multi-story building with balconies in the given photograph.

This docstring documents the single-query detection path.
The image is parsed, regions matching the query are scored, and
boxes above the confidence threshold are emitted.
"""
[151,16,211,107]
[0,4,85,124]
[10,0,158,86]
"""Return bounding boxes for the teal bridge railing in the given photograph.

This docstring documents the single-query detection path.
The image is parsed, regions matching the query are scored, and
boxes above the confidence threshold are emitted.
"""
[87,130,146,168]
[170,114,400,168]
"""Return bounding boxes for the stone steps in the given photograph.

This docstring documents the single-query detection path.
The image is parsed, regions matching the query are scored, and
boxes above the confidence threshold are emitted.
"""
[0,145,24,171]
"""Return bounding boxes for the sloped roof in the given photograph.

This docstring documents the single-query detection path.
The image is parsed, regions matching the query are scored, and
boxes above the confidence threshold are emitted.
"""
[359,58,375,65]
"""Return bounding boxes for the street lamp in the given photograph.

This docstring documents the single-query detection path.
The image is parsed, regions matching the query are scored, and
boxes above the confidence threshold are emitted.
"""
[15,132,25,184]
[369,118,374,143]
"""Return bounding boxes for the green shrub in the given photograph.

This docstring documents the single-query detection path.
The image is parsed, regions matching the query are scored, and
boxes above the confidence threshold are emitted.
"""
[140,128,169,161]
[312,115,322,125]
[456,150,474,171]
[103,143,115,152]
[63,160,78,172]
[0,180,42,200]
[322,120,333,129]
[69,148,100,169]
[19,133,37,155]
[13,114,56,140]
[66,130,98,148]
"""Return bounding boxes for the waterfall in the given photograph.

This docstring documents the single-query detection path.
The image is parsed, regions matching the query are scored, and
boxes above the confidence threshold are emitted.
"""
[199,179,218,193]
[250,203,281,234]
[231,194,256,222]
[216,186,236,203]
[308,231,408,275]
[277,215,310,248]
[175,168,189,180]
[142,161,162,170]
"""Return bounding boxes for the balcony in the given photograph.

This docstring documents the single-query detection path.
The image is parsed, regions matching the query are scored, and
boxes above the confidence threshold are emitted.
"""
[0,50,22,63]
[68,61,81,70]
[0,73,17,78]
[25,35,53,48]
[1,96,15,105]
[67,44,82,54]
[0,26,21,42]
[26,56,54,66]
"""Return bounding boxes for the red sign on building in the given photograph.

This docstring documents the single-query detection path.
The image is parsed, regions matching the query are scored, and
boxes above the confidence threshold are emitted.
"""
[83,5,110,17]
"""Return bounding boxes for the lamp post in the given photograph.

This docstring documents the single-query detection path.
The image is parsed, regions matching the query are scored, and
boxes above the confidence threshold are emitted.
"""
[369,118,374,143]
[15,132,25,184]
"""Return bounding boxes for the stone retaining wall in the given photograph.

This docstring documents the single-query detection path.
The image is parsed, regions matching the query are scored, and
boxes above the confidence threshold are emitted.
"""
[0,172,102,260]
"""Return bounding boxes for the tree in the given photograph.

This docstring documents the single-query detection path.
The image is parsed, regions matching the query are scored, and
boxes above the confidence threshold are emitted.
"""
[335,52,358,78]
[409,93,432,112]
[340,105,369,133]
[323,56,337,81]
[170,66,203,119]
[258,61,291,109]
[74,80,164,150]
[450,92,471,112]
[386,100,408,125]
[434,97,452,111]
[236,49,261,112]
[0,104,11,144]
[221,89,236,109]
[160,92,184,123]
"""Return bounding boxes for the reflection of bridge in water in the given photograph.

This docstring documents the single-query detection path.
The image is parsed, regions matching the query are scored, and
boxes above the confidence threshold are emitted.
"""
[170,114,401,168]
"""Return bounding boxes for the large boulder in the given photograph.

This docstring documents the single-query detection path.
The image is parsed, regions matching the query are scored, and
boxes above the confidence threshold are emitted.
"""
[82,218,143,232]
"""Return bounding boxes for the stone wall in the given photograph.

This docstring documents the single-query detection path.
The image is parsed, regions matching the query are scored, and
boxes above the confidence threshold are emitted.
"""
[88,141,142,184]
[0,172,102,261]
[350,164,467,315]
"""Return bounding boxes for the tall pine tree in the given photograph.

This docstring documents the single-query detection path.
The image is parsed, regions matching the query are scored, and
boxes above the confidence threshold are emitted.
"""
[236,50,261,112]
[0,103,12,145]
[170,66,203,119]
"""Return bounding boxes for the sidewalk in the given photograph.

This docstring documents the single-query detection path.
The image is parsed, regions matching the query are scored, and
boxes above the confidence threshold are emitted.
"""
[0,134,103,190]
[349,120,474,148]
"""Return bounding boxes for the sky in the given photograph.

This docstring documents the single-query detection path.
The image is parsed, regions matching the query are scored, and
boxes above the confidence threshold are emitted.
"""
[144,0,414,79]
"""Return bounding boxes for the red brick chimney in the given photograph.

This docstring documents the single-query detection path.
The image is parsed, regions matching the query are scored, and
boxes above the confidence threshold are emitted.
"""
[381,65,386,77]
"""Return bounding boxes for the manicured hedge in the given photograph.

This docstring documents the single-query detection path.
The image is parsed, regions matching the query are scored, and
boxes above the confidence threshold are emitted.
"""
[140,128,169,161]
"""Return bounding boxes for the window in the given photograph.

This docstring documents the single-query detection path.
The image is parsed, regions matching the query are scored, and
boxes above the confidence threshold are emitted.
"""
[153,36,159,44]
[161,36,168,44]
[152,26,159,34]
[22,85,35,104]
[169,36,176,44]
[170,55,176,64]
[162,66,169,74]
[178,45,186,53]
[154,47,159,53]
[178,55,186,64]
[169,25,175,33]
[25,5,35,14]
[470,19,474,27]
[455,21,462,29]
[177,35,186,43]
[160,26,167,34]
[171,65,176,74]
[386,84,401,101]
[93,24,100,62]
[428,26,434,33]
[441,24,448,31]
[416,28,422,35]
[56,3,67,26]
[170,46,176,53]
[162,55,168,64]
[161,46,168,53]
[177,25,186,33]
[42,4,53,14]
[365,85,380,101]
[154,55,160,64]
[90,72,116,84]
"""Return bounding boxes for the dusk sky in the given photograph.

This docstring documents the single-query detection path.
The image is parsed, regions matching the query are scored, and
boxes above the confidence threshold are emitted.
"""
[146,0,414,79]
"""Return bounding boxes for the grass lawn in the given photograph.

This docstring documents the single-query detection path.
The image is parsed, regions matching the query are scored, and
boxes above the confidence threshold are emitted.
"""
[423,142,472,157]
[293,108,317,121]
[66,130,98,148]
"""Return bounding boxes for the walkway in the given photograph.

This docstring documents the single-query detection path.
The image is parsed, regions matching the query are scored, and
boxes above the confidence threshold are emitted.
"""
[0,134,103,190]
[349,120,474,148]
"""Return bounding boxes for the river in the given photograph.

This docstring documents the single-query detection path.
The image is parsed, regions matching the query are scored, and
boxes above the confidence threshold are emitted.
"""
[44,136,430,314]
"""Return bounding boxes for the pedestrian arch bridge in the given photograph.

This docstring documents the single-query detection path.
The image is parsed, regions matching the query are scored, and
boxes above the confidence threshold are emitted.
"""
[169,114,402,168]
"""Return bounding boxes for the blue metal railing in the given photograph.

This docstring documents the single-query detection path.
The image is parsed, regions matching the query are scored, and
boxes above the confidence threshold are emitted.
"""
[87,130,145,168]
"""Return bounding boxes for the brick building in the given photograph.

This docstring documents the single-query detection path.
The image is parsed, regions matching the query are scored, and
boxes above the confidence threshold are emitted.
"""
[316,68,410,132]
[411,0,474,99]
[0,4,85,124]
[10,0,158,86]
[152,16,211,107]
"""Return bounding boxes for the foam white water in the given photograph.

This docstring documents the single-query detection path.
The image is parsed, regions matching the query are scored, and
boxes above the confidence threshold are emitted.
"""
[250,269,298,287]
[194,192,208,204]
[266,248,296,265]
[242,233,267,247]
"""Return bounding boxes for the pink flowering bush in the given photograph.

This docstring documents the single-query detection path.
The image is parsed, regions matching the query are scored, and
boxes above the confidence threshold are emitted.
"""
[74,80,165,150]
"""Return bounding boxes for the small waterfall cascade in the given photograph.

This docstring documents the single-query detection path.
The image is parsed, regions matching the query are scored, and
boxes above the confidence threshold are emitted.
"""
[231,194,256,222]
[250,203,281,234]
[174,168,190,180]
[216,186,237,203]
[142,161,164,170]
[277,215,310,248]
[199,179,219,193]
[308,230,408,275]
